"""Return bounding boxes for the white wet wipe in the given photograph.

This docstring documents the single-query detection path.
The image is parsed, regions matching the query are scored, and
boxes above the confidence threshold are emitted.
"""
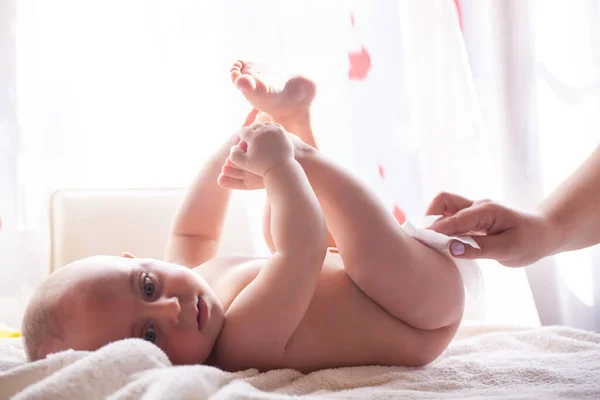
[402,215,484,300]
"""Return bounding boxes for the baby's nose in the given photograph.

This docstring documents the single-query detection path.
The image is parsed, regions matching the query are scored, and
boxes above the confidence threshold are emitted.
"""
[155,296,181,326]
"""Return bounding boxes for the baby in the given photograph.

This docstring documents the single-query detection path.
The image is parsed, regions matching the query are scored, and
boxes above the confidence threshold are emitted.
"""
[22,61,465,373]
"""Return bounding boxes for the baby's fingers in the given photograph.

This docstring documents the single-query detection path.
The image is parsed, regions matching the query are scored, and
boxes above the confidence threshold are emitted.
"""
[239,122,269,143]
[221,163,245,179]
[217,174,246,190]
[228,144,247,168]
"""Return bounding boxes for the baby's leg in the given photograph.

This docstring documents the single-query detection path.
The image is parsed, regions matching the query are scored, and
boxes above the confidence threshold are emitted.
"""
[297,141,464,330]
[230,61,336,250]
[231,61,463,331]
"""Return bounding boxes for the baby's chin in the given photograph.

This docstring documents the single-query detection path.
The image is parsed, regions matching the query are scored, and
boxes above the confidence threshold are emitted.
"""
[168,341,215,366]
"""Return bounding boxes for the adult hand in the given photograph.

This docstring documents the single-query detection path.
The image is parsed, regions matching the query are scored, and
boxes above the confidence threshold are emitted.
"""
[426,192,563,267]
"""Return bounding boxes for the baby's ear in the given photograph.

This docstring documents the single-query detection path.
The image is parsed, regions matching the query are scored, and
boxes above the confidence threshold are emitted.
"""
[121,252,136,259]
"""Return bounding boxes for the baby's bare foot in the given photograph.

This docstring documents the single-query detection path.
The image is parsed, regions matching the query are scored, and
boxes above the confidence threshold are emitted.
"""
[230,60,316,127]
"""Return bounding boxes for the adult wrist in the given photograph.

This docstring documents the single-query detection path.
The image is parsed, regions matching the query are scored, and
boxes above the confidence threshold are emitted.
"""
[538,210,567,258]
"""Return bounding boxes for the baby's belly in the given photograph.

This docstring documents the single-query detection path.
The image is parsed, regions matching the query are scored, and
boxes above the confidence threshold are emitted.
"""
[280,256,421,373]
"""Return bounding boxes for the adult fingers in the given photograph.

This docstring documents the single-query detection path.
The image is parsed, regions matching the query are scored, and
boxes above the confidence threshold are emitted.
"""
[426,192,474,217]
[430,203,499,236]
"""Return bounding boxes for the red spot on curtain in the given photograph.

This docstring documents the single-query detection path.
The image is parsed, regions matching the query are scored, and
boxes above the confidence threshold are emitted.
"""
[392,203,406,225]
[377,164,385,179]
[454,0,463,32]
[348,46,371,81]
[348,12,372,81]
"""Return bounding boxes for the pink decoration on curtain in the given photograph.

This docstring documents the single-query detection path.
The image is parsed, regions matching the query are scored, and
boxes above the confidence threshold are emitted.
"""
[377,163,385,179]
[392,204,406,225]
[348,46,371,81]
[349,12,405,225]
[377,163,407,224]
[348,13,372,81]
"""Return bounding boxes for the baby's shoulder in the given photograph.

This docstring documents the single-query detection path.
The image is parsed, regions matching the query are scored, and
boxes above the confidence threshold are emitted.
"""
[195,254,264,271]
[194,255,267,314]
[193,254,266,292]
[194,254,265,270]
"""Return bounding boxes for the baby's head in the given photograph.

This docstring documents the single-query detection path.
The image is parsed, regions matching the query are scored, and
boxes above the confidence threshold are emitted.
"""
[22,254,224,365]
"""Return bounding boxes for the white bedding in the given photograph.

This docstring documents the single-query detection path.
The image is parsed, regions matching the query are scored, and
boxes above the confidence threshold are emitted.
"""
[1,322,599,399]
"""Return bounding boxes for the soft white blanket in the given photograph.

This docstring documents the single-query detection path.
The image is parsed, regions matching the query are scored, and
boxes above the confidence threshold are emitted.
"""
[1,323,599,399]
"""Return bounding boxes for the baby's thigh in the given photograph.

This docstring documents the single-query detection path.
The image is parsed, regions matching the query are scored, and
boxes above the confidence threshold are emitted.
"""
[336,232,464,331]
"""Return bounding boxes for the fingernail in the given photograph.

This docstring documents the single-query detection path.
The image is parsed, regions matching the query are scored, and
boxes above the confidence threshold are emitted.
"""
[450,241,465,256]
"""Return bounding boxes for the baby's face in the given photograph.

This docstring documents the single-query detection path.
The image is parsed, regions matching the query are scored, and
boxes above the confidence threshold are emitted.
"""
[59,256,224,365]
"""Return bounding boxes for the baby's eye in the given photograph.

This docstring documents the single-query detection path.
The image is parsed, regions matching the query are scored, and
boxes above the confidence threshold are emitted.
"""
[144,326,156,343]
[142,276,155,298]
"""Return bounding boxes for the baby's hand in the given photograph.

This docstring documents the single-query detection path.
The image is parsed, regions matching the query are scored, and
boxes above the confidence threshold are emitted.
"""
[228,122,294,177]
[217,158,264,190]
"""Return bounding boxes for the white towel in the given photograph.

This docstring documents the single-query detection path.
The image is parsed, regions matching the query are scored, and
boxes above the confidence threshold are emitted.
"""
[0,339,169,400]
[2,323,600,399]
[0,338,25,373]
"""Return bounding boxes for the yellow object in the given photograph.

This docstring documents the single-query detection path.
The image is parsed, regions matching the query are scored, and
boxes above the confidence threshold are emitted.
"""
[0,325,21,338]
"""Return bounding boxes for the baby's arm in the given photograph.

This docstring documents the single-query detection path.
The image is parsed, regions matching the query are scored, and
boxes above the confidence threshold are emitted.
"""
[165,110,259,267]
[219,123,327,363]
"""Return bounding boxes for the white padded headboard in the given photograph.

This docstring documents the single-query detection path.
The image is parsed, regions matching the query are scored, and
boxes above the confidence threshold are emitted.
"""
[49,189,262,273]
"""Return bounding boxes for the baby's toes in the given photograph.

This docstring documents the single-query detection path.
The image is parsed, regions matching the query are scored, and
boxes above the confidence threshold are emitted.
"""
[230,60,244,83]
[234,74,257,92]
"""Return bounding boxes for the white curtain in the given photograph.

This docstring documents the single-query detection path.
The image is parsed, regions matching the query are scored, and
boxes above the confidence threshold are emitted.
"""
[532,0,600,331]
[5,0,581,330]
[461,0,600,332]
[0,0,28,330]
